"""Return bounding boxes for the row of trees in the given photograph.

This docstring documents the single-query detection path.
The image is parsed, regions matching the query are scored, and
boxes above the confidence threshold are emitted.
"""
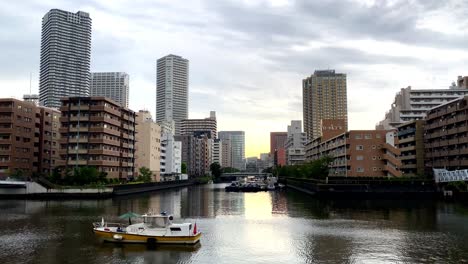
[269,156,334,179]
[47,166,156,186]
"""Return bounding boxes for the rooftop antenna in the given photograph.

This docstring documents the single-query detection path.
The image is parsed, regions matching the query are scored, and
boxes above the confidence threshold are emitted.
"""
[29,72,32,94]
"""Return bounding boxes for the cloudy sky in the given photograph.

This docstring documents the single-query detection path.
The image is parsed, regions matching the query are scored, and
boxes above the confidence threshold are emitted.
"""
[2,0,468,157]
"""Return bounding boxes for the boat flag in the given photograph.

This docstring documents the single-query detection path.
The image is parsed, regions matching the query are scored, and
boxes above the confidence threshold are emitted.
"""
[193,222,197,235]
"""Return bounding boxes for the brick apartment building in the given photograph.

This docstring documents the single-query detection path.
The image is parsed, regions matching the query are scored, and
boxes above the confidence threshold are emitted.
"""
[0,98,60,179]
[306,130,402,177]
[425,96,468,171]
[58,97,136,180]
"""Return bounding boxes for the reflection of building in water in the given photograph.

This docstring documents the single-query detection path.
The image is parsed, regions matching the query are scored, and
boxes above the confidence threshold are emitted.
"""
[181,185,214,218]
[270,192,289,215]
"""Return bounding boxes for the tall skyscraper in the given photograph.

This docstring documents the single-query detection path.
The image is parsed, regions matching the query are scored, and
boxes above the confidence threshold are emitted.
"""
[218,131,245,171]
[39,9,92,108]
[156,54,189,135]
[91,72,129,107]
[303,70,347,141]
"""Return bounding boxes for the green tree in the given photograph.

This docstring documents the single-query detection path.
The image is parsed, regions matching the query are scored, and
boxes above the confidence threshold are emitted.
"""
[222,167,240,173]
[138,167,153,183]
[210,162,222,180]
[10,169,25,180]
[181,162,187,174]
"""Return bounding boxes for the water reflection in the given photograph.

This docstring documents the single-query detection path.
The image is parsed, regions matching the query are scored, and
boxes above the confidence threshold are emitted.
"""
[1,184,468,263]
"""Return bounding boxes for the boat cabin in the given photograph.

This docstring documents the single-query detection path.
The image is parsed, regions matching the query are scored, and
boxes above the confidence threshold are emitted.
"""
[142,213,174,228]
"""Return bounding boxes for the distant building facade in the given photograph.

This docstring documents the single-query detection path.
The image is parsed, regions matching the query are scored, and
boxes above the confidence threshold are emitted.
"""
[285,120,307,165]
[377,82,468,129]
[91,72,129,108]
[180,111,217,139]
[303,70,347,141]
[270,132,287,166]
[58,97,136,179]
[156,54,189,135]
[218,131,245,171]
[39,9,92,108]
[135,110,161,181]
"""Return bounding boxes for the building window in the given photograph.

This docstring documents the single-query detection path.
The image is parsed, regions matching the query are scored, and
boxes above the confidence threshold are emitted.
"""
[372,156,377,160]
[372,145,376,149]
[356,155,364,161]
[378,156,381,160]
[365,134,372,139]
[355,134,362,139]
[356,145,363,150]
[356,167,364,172]
[373,167,377,171]
[376,134,381,139]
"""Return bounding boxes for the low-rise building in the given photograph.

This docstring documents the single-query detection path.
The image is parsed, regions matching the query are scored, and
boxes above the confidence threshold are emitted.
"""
[135,110,161,181]
[396,120,425,176]
[58,97,136,180]
[306,130,402,177]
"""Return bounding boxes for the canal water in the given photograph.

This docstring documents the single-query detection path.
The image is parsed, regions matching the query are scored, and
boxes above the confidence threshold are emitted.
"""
[1,184,468,263]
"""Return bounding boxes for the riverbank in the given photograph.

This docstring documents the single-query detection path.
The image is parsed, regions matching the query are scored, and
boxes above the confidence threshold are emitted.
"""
[281,177,439,199]
[0,180,194,199]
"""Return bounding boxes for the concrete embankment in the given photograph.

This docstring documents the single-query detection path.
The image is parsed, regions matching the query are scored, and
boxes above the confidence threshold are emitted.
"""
[281,177,438,199]
[0,180,193,199]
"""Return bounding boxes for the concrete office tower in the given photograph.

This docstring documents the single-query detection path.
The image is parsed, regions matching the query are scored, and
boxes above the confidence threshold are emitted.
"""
[285,120,308,165]
[377,82,468,129]
[39,9,92,108]
[91,72,129,108]
[221,139,232,168]
[156,54,189,135]
[218,131,245,171]
[58,97,136,180]
[135,110,161,182]
[303,70,348,141]
[180,111,217,139]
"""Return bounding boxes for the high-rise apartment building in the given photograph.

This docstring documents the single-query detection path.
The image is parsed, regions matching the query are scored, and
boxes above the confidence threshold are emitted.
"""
[0,99,60,179]
[303,70,347,141]
[58,97,136,180]
[377,82,468,129]
[135,110,161,182]
[91,72,129,108]
[156,54,189,135]
[221,139,232,168]
[39,9,92,108]
[180,111,217,139]
[218,131,245,171]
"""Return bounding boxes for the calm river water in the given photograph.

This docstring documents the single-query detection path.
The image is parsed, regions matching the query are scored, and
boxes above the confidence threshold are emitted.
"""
[1,184,468,263]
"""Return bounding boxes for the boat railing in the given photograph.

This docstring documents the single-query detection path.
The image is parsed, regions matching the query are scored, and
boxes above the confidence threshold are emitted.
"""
[93,222,129,228]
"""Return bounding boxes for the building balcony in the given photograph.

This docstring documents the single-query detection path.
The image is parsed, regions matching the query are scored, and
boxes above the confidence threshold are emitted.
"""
[399,145,415,152]
[88,160,120,166]
[0,106,13,112]
[449,149,460,156]
[67,160,88,166]
[69,127,89,133]
[398,136,415,144]
[400,154,416,160]
[383,165,402,177]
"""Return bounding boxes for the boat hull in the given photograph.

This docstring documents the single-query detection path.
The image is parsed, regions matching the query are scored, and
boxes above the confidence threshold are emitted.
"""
[93,229,202,244]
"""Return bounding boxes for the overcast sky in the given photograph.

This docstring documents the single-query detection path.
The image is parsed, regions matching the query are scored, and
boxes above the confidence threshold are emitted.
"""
[2,0,468,157]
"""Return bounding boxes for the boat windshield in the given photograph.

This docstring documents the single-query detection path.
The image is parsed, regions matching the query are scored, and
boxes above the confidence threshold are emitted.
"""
[143,216,168,228]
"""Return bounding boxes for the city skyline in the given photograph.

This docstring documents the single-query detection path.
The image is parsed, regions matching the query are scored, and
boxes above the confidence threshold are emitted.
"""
[2,1,468,157]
